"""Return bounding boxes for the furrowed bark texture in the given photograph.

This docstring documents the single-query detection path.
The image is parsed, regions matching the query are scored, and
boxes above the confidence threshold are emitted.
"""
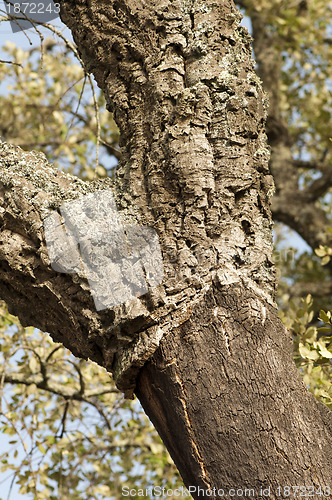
[58,0,332,494]
[0,0,331,496]
[0,144,167,394]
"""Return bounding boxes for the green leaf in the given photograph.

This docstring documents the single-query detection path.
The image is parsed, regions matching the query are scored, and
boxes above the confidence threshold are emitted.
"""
[318,345,332,359]
[315,247,327,257]
[321,255,330,266]
[319,310,331,323]
[303,327,317,342]
[299,345,319,361]
[38,444,47,455]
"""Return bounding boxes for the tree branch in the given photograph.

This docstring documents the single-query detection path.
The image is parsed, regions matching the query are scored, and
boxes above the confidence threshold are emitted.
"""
[286,280,332,299]
[272,193,332,249]
[0,141,164,395]
[0,371,118,400]
[250,9,332,262]
[304,170,332,202]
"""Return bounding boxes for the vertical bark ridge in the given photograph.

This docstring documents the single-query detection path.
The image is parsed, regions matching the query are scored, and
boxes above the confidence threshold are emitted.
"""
[60,0,276,309]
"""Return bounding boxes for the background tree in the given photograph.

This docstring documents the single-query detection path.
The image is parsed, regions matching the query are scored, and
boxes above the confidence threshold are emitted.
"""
[0,0,331,498]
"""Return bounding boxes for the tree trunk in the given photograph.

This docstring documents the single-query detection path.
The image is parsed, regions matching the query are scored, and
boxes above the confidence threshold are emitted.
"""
[0,0,331,497]
[136,284,332,495]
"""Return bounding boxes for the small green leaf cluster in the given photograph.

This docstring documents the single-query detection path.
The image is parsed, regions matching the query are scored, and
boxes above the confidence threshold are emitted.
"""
[279,295,332,408]
[315,245,332,266]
